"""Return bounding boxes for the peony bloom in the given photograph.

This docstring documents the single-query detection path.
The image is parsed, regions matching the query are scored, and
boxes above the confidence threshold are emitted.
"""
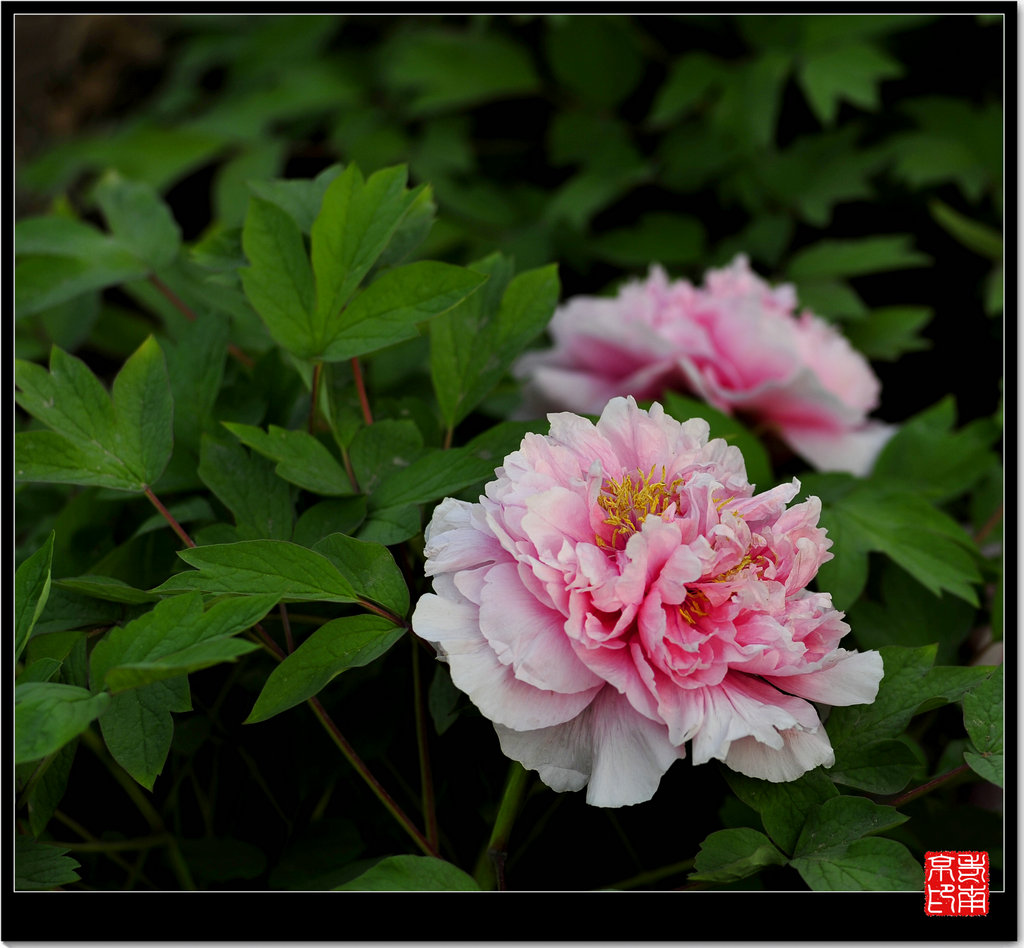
[412,397,882,807]
[514,255,894,476]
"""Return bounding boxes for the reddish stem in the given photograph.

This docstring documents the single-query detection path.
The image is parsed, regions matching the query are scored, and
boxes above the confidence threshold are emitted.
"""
[974,503,1003,546]
[351,357,374,426]
[412,640,439,850]
[144,487,195,548]
[888,763,973,808]
[147,274,254,368]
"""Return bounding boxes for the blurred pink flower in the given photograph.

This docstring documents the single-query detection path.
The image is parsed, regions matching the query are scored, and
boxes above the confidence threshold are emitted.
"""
[514,256,894,476]
[413,397,882,807]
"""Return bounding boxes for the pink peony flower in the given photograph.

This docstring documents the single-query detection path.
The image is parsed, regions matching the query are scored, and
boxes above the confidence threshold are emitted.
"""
[514,256,894,476]
[412,397,883,807]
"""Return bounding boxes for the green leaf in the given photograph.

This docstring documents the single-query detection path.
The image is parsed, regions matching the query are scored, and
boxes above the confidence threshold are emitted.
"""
[18,658,63,683]
[794,279,868,320]
[19,740,77,838]
[163,312,229,454]
[928,199,1002,259]
[723,769,838,856]
[16,346,117,446]
[198,435,295,541]
[240,195,316,358]
[311,533,409,618]
[15,836,80,890]
[246,615,405,724]
[248,163,344,234]
[844,562,976,667]
[319,261,487,363]
[662,393,773,491]
[689,828,787,883]
[15,217,149,317]
[648,52,728,125]
[16,531,55,660]
[798,42,902,125]
[222,422,353,496]
[787,236,931,281]
[814,483,982,608]
[873,398,1000,503]
[93,170,182,270]
[382,31,539,115]
[55,575,159,605]
[962,665,1003,787]
[826,739,921,794]
[293,498,368,548]
[89,592,273,693]
[333,854,480,891]
[712,51,790,149]
[842,306,933,360]
[154,540,362,604]
[99,676,190,790]
[370,446,499,512]
[431,255,559,430]
[311,163,421,335]
[545,16,643,109]
[790,837,924,891]
[15,338,173,492]
[592,213,706,268]
[349,419,425,494]
[110,335,175,487]
[827,645,995,753]
[15,682,110,764]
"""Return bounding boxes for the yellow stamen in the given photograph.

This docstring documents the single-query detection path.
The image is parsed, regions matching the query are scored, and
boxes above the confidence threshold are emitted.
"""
[596,465,682,550]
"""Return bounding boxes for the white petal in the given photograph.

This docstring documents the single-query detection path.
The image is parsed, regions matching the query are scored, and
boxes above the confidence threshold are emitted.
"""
[423,498,503,576]
[494,688,684,807]
[764,648,884,706]
[412,594,599,731]
[723,726,835,783]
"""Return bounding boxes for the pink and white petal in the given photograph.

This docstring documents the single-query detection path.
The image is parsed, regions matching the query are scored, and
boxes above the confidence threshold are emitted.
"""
[423,498,504,576]
[413,593,600,730]
[478,563,604,694]
[783,421,897,476]
[495,687,684,807]
[764,648,883,706]
[723,726,835,783]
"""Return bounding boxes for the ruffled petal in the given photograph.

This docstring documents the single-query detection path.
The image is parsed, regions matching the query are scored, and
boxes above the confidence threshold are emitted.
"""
[723,726,835,782]
[494,687,684,807]
[412,594,601,731]
[764,648,883,706]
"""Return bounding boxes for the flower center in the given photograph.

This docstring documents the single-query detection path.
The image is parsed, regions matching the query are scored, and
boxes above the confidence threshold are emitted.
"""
[596,465,682,550]
[678,552,757,624]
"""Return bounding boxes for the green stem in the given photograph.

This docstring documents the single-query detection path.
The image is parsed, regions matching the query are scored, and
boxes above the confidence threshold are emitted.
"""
[474,762,532,890]
[443,426,454,450]
[308,695,439,858]
[248,624,436,856]
[606,858,695,891]
[411,638,439,851]
[79,729,196,890]
[308,361,324,435]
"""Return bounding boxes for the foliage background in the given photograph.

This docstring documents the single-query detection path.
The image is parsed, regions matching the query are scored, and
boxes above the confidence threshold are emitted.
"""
[12,11,1007,923]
